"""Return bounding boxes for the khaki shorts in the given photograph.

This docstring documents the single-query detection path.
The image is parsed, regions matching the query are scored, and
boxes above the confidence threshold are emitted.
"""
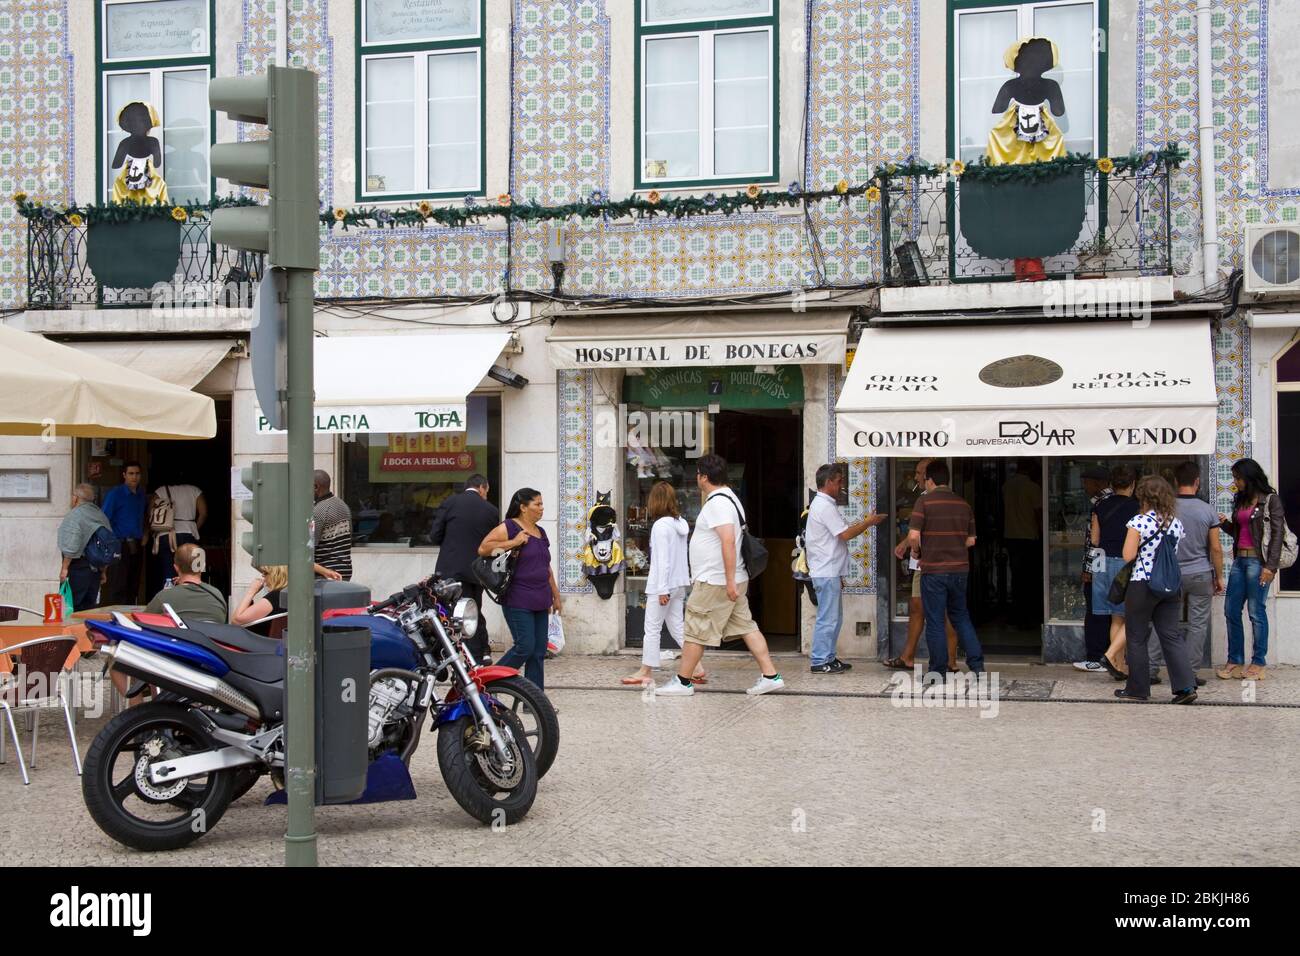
[684,580,758,648]
[910,570,922,598]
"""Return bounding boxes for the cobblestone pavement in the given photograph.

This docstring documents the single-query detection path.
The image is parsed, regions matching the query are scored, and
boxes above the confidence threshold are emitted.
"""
[2,655,1297,867]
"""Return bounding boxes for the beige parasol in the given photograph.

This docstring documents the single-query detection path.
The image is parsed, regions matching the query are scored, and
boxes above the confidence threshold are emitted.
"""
[0,324,216,439]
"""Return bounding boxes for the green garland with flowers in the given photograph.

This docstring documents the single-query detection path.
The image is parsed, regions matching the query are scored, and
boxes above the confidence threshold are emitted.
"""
[13,143,1185,231]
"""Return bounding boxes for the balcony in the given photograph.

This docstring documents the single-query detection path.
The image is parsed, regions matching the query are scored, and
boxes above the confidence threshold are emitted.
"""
[25,217,264,310]
[879,156,1176,285]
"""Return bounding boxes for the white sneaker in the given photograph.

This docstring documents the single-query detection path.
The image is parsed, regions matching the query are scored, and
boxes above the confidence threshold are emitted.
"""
[655,678,695,697]
[1072,660,1105,672]
[746,675,786,696]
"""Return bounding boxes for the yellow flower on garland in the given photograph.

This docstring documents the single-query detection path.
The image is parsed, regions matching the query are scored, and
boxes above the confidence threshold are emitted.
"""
[746,184,761,199]
[497,193,512,207]
[67,212,83,227]
[417,200,433,217]
[646,190,661,205]
[12,192,27,203]
[949,160,966,177]
[333,207,347,221]
[170,206,188,222]
[835,178,849,194]
[865,185,881,202]
[1096,157,1115,174]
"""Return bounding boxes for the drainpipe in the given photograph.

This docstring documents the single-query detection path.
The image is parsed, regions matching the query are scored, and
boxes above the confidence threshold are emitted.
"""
[1196,0,1219,286]
[276,0,288,67]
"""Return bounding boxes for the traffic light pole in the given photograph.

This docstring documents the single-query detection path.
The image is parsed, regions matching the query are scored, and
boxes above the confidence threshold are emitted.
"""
[284,266,317,867]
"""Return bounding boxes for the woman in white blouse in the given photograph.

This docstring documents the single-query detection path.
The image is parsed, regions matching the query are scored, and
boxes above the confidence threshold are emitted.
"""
[623,482,702,686]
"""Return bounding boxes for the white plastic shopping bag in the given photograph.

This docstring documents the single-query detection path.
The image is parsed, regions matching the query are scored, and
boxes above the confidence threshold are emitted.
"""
[546,612,566,655]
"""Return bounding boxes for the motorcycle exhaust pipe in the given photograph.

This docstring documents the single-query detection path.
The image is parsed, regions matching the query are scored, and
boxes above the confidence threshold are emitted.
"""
[108,641,262,721]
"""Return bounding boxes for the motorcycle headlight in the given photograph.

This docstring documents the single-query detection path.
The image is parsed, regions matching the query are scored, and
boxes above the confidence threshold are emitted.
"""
[453,597,479,638]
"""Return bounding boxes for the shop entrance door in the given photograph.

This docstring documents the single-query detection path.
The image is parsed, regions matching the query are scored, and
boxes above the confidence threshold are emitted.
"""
[713,409,802,652]
[952,456,1044,655]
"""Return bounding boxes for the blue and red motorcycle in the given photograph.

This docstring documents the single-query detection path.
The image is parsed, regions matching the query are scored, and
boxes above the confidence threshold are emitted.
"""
[80,575,558,851]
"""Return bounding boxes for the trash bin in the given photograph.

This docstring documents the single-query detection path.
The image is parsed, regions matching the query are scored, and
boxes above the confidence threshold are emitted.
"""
[314,580,370,805]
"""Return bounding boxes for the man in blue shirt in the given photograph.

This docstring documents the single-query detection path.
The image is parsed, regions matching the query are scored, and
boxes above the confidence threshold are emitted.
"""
[102,461,146,605]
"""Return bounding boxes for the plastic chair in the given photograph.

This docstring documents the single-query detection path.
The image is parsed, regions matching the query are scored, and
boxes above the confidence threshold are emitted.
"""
[0,605,44,623]
[0,635,82,785]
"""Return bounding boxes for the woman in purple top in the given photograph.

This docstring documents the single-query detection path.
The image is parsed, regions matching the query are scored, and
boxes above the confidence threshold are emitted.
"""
[1217,458,1285,680]
[478,487,562,690]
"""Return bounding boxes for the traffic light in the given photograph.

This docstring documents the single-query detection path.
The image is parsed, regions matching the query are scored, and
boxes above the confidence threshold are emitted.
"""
[240,461,290,566]
[209,66,319,269]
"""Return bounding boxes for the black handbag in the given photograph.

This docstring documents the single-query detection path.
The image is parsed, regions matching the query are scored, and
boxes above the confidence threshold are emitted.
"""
[471,549,516,604]
[708,492,768,578]
[1107,524,1164,605]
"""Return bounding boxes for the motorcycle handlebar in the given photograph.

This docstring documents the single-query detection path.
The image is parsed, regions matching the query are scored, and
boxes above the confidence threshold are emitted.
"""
[369,575,443,614]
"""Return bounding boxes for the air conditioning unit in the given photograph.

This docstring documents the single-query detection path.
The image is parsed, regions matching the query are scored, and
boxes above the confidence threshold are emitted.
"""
[1244,224,1300,294]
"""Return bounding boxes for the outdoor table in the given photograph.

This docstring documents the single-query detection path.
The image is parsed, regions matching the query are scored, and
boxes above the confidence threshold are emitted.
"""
[0,622,96,675]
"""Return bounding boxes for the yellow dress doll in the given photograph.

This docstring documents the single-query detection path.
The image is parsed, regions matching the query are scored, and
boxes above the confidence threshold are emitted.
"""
[110,101,169,205]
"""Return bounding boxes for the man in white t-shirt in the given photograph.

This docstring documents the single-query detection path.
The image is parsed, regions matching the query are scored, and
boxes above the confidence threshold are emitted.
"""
[656,454,785,697]
[806,463,886,673]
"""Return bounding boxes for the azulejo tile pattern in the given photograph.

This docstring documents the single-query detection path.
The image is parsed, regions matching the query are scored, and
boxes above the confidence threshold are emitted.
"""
[0,0,72,309]
[557,369,594,592]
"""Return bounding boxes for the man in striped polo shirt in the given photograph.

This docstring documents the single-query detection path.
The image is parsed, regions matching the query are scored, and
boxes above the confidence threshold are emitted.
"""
[313,470,353,581]
[905,459,984,677]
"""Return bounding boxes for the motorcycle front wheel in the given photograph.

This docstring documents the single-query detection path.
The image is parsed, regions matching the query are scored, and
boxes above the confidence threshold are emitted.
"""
[82,702,235,851]
[481,675,559,778]
[436,708,537,825]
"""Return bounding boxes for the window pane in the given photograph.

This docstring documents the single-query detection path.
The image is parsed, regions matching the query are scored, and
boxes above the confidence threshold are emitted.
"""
[644,36,699,179]
[1034,3,1095,155]
[105,72,151,199]
[1278,392,1300,592]
[105,0,209,59]
[343,395,501,548]
[428,52,479,190]
[162,68,209,204]
[365,57,416,194]
[957,9,1018,163]
[365,0,479,43]
[644,0,770,24]
[714,30,769,175]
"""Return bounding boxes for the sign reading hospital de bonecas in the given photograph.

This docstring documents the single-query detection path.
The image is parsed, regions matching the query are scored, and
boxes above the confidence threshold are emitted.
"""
[255,404,466,434]
[549,332,844,369]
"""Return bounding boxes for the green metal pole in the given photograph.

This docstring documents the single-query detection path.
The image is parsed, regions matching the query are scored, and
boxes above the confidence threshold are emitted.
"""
[284,265,316,867]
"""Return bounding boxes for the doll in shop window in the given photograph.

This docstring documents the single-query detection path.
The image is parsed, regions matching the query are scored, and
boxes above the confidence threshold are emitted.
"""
[111,101,170,205]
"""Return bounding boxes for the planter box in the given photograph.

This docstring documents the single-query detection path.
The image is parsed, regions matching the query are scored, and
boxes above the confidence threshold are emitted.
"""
[958,168,1087,261]
[86,218,182,289]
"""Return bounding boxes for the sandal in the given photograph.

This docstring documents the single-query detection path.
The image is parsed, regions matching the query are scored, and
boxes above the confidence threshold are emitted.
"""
[884,657,911,670]
[621,674,652,685]
[1243,665,1267,681]
[1216,663,1244,680]
[690,671,709,685]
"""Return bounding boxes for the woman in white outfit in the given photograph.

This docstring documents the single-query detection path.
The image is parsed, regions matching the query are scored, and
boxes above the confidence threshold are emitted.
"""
[623,482,700,686]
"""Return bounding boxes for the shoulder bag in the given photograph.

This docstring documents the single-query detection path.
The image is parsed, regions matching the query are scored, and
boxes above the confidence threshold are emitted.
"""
[1108,522,1165,606]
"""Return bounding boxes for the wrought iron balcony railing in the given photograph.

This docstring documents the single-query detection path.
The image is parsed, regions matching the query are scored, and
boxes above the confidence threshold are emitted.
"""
[880,161,1174,285]
[26,218,264,309]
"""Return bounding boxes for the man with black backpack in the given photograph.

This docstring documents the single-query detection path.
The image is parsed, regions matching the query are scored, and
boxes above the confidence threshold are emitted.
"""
[57,483,116,612]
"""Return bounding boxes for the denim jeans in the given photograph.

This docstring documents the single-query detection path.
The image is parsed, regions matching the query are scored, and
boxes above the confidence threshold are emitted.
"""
[1225,557,1270,667]
[499,606,549,690]
[810,577,843,666]
[920,572,984,674]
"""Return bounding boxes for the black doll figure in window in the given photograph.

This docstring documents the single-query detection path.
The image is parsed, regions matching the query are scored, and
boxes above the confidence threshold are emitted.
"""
[111,101,170,205]
[988,37,1066,166]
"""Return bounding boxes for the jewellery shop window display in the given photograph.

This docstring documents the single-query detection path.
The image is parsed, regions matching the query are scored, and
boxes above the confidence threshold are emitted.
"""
[341,394,501,547]
[1045,454,1207,622]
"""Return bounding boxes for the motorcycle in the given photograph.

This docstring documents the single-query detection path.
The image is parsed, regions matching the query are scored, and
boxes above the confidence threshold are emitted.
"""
[80,575,553,851]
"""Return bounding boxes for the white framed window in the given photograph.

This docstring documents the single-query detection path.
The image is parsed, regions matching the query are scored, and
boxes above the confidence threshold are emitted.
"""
[102,67,211,205]
[637,0,777,187]
[952,0,1100,164]
[358,0,484,201]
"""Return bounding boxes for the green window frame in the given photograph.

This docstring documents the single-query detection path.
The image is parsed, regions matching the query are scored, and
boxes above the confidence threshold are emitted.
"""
[634,0,780,190]
[95,0,216,205]
[355,0,487,204]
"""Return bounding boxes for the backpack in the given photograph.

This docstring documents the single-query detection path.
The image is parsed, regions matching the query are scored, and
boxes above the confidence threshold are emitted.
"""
[84,525,122,570]
[1261,494,1299,571]
[150,486,176,555]
[1147,524,1183,596]
[706,491,768,578]
[791,496,818,605]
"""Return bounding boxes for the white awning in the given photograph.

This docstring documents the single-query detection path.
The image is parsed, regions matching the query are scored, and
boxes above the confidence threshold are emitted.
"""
[256,332,511,434]
[548,312,849,369]
[835,319,1217,457]
[67,339,237,389]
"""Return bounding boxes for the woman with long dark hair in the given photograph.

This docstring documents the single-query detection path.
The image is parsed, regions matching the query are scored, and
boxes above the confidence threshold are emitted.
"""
[1092,464,1140,680]
[478,487,562,690]
[1116,476,1196,703]
[1217,458,1285,680]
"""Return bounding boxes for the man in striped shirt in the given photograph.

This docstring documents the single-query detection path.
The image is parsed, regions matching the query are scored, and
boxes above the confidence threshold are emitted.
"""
[313,470,353,581]
[905,459,984,676]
